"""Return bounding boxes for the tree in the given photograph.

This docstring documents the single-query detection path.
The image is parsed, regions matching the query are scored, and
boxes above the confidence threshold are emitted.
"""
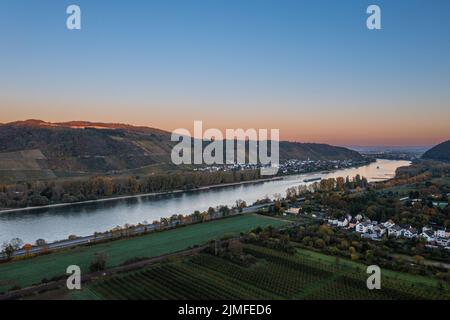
[413,255,425,265]
[227,240,244,257]
[89,252,107,272]
[23,243,33,256]
[365,250,374,263]
[235,199,247,212]
[35,239,47,247]
[1,243,14,260]
[1,238,23,260]
[336,177,345,191]
[314,239,325,249]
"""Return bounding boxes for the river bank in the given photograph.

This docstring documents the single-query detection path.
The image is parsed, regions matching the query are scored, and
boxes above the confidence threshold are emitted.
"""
[0,159,410,244]
[0,176,283,215]
[0,159,376,214]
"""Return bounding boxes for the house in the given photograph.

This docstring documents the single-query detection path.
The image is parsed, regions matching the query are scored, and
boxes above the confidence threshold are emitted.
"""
[373,225,387,237]
[286,207,301,215]
[435,229,447,238]
[388,225,402,237]
[337,218,349,227]
[348,222,357,229]
[422,226,433,233]
[328,219,339,226]
[356,223,369,234]
[361,233,379,240]
[402,227,417,239]
[420,230,435,242]
[433,202,448,209]
[367,222,378,232]
[436,238,450,247]
[383,220,395,229]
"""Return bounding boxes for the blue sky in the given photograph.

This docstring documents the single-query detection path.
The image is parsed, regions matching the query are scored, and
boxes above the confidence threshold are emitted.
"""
[1,0,449,145]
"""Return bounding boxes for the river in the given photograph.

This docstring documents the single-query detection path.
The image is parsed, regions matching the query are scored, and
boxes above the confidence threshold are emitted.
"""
[0,159,410,244]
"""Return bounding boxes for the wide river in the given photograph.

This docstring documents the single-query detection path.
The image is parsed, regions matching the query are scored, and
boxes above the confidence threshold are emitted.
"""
[0,159,409,244]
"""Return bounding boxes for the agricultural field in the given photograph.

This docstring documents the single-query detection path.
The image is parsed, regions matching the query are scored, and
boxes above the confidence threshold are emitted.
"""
[71,244,450,300]
[0,214,288,293]
[0,149,56,183]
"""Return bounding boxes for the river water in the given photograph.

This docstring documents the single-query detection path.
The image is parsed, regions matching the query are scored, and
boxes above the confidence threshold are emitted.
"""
[0,159,409,244]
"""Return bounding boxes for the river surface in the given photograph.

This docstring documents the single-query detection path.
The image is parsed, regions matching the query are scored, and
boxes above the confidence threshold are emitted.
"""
[0,159,409,244]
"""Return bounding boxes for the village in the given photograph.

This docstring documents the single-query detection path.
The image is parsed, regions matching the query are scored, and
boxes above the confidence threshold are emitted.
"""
[286,195,450,250]
[326,214,450,249]
[195,158,371,175]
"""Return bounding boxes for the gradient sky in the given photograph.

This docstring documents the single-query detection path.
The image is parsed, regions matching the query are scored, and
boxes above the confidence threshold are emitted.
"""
[1,0,449,146]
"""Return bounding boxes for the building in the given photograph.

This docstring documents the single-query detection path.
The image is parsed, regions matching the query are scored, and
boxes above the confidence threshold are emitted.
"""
[420,230,435,242]
[402,227,417,239]
[383,220,395,229]
[373,225,387,237]
[286,207,301,215]
[337,218,349,227]
[356,223,369,234]
[435,229,447,238]
[388,225,402,237]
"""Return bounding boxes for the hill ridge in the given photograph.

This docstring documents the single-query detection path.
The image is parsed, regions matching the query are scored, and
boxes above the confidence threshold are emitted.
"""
[422,140,450,162]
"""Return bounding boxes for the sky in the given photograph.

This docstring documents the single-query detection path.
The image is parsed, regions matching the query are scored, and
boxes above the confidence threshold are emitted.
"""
[0,0,449,146]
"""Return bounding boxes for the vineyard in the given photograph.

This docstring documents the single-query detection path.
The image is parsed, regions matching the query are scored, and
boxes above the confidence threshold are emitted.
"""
[73,244,450,300]
[0,214,287,293]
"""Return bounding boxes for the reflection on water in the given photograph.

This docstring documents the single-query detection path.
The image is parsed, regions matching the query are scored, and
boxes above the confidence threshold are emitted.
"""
[0,159,410,243]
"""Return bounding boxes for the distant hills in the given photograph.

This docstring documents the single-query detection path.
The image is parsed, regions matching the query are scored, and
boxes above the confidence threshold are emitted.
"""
[0,120,363,182]
[422,140,450,162]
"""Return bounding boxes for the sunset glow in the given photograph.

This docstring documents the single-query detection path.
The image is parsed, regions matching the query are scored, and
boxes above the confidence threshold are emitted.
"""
[1,0,449,146]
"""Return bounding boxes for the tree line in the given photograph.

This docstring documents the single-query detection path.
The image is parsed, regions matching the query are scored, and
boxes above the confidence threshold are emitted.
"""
[0,169,260,209]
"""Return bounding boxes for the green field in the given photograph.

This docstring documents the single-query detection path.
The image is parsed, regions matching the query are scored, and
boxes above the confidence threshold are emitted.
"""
[0,214,288,293]
[72,244,449,300]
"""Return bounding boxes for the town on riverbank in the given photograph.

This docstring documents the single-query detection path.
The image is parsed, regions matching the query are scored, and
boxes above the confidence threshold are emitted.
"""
[1,159,449,300]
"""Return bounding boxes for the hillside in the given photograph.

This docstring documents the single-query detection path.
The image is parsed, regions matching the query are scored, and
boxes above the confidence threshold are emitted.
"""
[422,140,450,162]
[0,120,363,182]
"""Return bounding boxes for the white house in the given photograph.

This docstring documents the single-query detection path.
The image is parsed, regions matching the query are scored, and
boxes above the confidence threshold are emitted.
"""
[420,230,435,242]
[328,219,339,226]
[402,228,417,239]
[286,207,301,215]
[373,225,387,237]
[337,218,349,227]
[422,226,433,233]
[435,238,450,247]
[435,229,447,238]
[388,225,402,237]
[361,233,379,240]
[356,223,369,234]
[383,220,395,229]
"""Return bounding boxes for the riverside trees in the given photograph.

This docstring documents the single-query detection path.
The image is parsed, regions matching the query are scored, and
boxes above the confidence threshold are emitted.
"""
[0,169,260,209]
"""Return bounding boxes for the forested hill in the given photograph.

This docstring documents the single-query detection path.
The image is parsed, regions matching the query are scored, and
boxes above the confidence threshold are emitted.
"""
[0,120,362,182]
[422,140,450,162]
